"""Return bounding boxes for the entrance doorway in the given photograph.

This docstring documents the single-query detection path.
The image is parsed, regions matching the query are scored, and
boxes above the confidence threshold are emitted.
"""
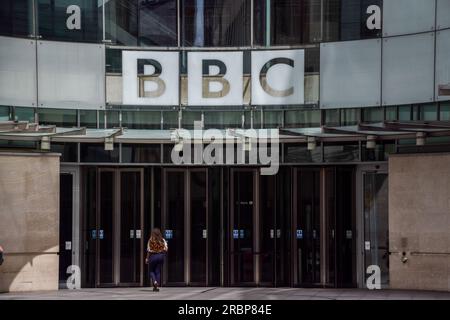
[59,173,73,288]
[95,169,144,287]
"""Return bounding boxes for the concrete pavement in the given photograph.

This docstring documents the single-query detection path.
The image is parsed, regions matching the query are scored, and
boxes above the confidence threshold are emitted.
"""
[1,287,450,300]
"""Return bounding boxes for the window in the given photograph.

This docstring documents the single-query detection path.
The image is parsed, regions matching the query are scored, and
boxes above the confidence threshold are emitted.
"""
[398,105,411,121]
[255,0,321,46]
[38,0,100,42]
[323,0,382,42]
[362,107,383,123]
[182,111,202,129]
[0,106,11,121]
[99,110,120,128]
[121,144,161,163]
[80,110,97,128]
[324,142,359,162]
[0,0,32,37]
[341,108,360,125]
[440,102,450,121]
[420,103,438,121]
[14,107,35,122]
[103,0,138,45]
[325,109,340,126]
[38,108,77,127]
[122,110,162,129]
[163,110,179,129]
[204,111,242,129]
[385,106,397,121]
[80,143,119,162]
[182,0,251,47]
[284,109,321,128]
[263,110,283,128]
[139,0,177,46]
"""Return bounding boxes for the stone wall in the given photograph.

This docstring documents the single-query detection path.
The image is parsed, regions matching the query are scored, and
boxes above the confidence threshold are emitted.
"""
[0,152,60,292]
[389,153,450,291]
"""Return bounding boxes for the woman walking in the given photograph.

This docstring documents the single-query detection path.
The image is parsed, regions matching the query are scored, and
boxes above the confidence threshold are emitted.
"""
[145,228,168,292]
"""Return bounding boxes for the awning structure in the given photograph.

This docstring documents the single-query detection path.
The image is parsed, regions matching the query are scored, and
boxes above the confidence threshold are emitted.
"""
[1,121,450,150]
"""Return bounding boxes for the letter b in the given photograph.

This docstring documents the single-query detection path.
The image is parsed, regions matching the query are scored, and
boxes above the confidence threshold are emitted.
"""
[202,59,230,99]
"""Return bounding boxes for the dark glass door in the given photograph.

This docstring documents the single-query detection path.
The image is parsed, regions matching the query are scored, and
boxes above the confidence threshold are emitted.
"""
[189,170,207,285]
[260,175,276,285]
[119,170,143,286]
[97,170,115,286]
[59,173,73,288]
[293,168,321,286]
[231,170,255,285]
[164,170,186,285]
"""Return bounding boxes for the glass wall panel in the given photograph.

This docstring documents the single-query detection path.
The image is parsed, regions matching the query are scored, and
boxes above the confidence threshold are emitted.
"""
[341,108,360,125]
[99,110,120,128]
[263,110,283,128]
[14,107,35,122]
[362,141,395,162]
[182,111,202,129]
[324,142,359,162]
[204,111,242,129]
[122,110,161,129]
[382,33,435,106]
[163,111,179,129]
[182,0,251,47]
[103,0,138,45]
[398,105,411,121]
[362,107,383,123]
[323,0,382,42]
[139,0,177,46]
[254,0,322,46]
[284,109,320,128]
[440,102,450,121]
[420,103,438,121]
[38,108,77,127]
[284,143,322,163]
[121,144,161,163]
[385,106,397,121]
[325,109,340,126]
[0,106,11,121]
[38,0,100,42]
[50,142,78,162]
[436,29,450,102]
[80,143,120,162]
[80,110,97,128]
[0,0,33,37]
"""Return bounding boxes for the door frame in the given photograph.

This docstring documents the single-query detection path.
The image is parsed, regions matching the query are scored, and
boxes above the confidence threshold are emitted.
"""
[96,168,144,287]
[355,163,388,289]
[229,168,259,286]
[59,166,80,289]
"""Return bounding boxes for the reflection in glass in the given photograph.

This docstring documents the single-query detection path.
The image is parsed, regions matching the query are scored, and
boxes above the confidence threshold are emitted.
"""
[38,0,100,42]
[104,0,138,45]
[182,0,251,47]
[139,0,177,46]
[0,0,33,37]
[284,109,321,128]
[38,108,77,127]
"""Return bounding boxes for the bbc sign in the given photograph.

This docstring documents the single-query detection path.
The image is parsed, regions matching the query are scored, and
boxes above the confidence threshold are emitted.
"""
[122,50,305,106]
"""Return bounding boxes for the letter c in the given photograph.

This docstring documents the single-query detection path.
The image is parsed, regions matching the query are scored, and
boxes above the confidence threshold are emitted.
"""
[259,58,294,97]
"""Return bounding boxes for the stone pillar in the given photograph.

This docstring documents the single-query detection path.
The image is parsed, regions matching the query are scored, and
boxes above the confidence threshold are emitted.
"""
[0,152,60,292]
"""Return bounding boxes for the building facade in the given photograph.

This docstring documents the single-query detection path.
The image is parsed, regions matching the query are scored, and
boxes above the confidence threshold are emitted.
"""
[0,0,450,292]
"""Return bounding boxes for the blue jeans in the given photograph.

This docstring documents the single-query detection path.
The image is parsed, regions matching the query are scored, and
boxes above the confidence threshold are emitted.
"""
[148,253,165,285]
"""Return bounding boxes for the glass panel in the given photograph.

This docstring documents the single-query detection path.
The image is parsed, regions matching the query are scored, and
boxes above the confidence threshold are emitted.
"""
[244,110,261,129]
[182,111,202,129]
[440,102,450,121]
[139,0,177,46]
[362,141,395,162]
[50,142,78,162]
[260,175,275,284]
[420,103,438,121]
[284,143,321,163]
[382,33,435,106]
[80,143,120,162]
[204,111,242,129]
[103,0,138,45]
[385,106,397,121]
[398,105,411,121]
[284,109,321,128]
[0,106,11,121]
[122,111,161,129]
[190,170,207,284]
[14,107,35,122]
[79,110,97,128]
[0,0,33,37]
[325,109,340,127]
[383,0,435,37]
[38,108,77,126]
[165,171,185,283]
[232,171,254,284]
[59,174,73,287]
[296,169,320,284]
[436,30,450,102]
[341,108,360,125]
[99,171,115,284]
[323,0,382,42]
[362,107,383,123]
[0,36,37,108]
[99,110,120,128]
[163,111,179,129]
[364,173,389,287]
[182,0,251,47]
[263,111,282,128]
[324,142,359,162]
[121,144,161,163]
[84,168,97,287]
[120,171,141,284]
[37,0,101,42]
[320,38,381,109]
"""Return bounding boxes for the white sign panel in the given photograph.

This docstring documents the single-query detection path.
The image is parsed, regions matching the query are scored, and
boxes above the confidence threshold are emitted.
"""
[188,51,243,106]
[251,49,304,105]
[122,51,179,106]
